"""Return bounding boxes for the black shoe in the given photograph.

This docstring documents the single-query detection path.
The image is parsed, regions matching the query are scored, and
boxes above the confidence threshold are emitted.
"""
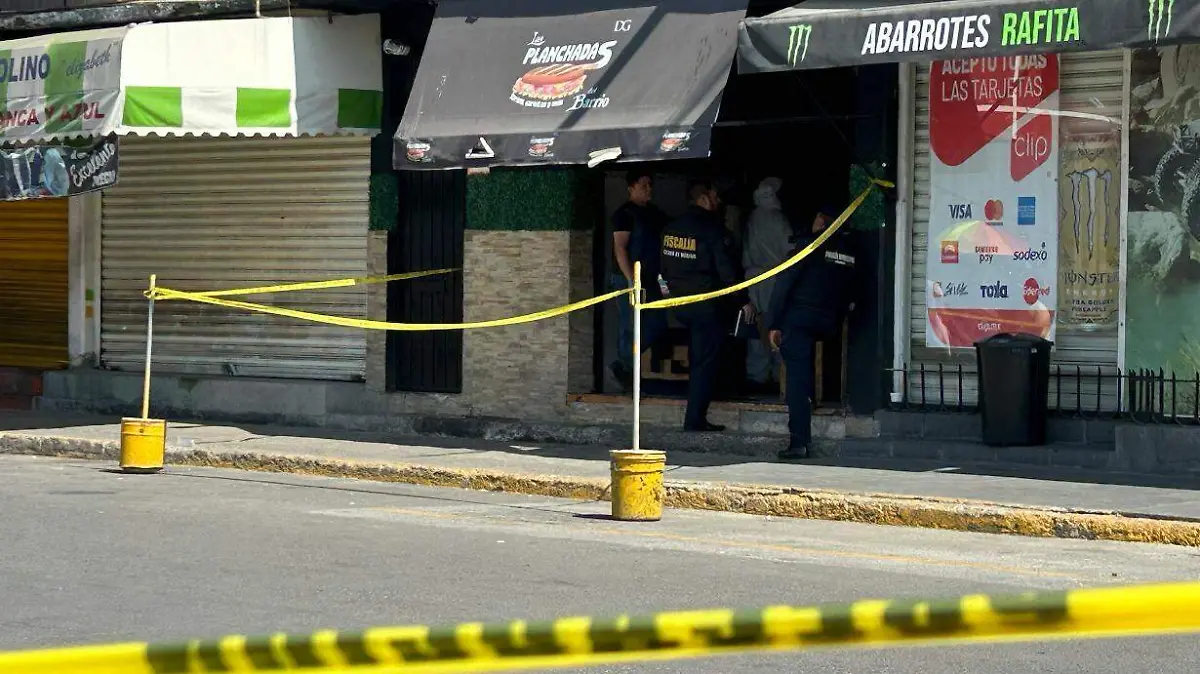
[609,361,633,393]
[684,421,726,432]
[778,446,810,461]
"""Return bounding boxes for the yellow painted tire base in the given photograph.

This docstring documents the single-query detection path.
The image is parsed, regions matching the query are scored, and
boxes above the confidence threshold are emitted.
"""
[610,449,666,521]
[120,418,167,473]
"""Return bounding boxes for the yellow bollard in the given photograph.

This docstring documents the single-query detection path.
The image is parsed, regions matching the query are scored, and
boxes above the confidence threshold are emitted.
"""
[610,449,666,521]
[119,417,167,473]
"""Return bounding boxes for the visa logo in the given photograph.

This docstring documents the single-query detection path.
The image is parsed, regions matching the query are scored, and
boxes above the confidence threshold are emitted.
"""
[948,204,972,219]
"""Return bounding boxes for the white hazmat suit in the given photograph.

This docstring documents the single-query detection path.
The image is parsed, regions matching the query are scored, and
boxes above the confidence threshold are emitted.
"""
[743,177,792,385]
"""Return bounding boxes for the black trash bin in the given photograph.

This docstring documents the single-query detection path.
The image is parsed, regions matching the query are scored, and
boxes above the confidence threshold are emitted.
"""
[975,332,1053,447]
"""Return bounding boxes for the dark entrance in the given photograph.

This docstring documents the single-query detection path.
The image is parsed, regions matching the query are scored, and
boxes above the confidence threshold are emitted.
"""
[595,60,896,414]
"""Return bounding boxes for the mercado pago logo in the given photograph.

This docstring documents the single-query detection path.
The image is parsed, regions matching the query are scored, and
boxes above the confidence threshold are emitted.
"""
[858,8,1082,56]
[510,28,622,110]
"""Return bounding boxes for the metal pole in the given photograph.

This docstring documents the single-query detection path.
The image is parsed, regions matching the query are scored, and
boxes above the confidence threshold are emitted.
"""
[141,274,156,420]
[632,261,642,452]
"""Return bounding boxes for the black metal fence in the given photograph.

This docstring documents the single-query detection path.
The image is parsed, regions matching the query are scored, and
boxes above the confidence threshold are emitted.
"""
[888,365,1200,424]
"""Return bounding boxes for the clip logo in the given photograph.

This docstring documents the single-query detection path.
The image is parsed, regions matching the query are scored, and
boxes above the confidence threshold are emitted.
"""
[786,24,812,66]
[1149,0,1177,40]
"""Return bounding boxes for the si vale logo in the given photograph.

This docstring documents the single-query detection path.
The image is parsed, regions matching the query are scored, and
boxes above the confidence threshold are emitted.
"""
[786,24,812,66]
[931,281,968,298]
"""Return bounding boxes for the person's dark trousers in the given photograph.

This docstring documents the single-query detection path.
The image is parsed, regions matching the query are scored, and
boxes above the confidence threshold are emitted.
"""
[611,273,667,373]
[779,327,818,449]
[675,305,725,428]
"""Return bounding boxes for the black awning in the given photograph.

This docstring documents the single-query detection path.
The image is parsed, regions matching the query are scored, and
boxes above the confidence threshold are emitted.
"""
[394,0,747,170]
[739,0,1200,73]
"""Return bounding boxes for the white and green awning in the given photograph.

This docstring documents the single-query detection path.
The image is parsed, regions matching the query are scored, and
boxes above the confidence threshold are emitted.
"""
[0,14,383,143]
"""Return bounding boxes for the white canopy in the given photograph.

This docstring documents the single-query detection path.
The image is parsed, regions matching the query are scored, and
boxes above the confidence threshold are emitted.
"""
[0,13,383,143]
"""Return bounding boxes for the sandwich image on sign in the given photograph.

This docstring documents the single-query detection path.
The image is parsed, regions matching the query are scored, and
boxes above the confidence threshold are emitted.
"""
[512,63,595,104]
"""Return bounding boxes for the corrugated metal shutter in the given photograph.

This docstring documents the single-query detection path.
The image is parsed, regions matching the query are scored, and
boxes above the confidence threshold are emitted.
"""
[0,199,68,369]
[100,135,370,380]
[910,52,1126,408]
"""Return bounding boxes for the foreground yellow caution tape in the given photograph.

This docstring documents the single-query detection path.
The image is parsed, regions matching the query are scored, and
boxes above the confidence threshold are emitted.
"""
[143,178,891,330]
[643,178,893,310]
[4,581,1199,674]
[149,286,630,332]
[180,268,459,299]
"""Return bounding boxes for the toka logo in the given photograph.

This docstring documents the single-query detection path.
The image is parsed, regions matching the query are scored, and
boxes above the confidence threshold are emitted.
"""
[1023,277,1050,305]
[980,281,1009,299]
[786,24,813,66]
[1149,0,1177,41]
[1067,167,1114,260]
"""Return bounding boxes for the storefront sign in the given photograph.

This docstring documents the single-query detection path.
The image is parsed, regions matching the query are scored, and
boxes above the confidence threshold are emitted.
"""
[1058,131,1120,331]
[740,0,1200,73]
[0,132,118,201]
[925,55,1060,348]
[394,0,747,169]
[0,33,124,142]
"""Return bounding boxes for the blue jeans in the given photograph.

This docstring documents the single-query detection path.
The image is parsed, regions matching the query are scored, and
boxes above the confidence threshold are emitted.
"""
[612,273,667,371]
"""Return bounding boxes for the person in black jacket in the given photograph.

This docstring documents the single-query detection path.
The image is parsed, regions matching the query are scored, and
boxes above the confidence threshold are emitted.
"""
[660,179,757,432]
[767,206,859,459]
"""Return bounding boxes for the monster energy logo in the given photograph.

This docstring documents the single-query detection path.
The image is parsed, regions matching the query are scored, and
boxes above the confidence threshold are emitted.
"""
[1149,0,1176,40]
[786,24,812,66]
[1067,168,1114,260]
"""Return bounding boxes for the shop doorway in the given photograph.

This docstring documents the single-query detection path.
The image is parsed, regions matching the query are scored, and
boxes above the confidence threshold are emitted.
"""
[596,64,867,409]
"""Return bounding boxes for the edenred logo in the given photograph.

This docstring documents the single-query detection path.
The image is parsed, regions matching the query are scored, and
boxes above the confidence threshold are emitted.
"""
[984,199,1004,225]
[1023,277,1050,305]
[940,240,959,263]
[929,56,1059,174]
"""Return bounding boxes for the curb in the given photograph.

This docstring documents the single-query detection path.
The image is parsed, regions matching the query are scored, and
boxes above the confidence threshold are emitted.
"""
[4,432,1200,548]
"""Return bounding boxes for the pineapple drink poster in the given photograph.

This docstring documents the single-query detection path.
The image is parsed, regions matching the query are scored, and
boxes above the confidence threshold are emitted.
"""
[925,56,1060,348]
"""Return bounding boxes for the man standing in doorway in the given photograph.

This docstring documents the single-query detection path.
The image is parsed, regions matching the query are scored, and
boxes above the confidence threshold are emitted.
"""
[660,179,757,432]
[768,206,858,460]
[609,170,669,392]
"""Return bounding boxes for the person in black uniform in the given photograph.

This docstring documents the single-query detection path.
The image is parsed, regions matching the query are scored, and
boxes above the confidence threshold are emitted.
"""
[768,206,859,460]
[609,170,670,391]
[660,179,757,432]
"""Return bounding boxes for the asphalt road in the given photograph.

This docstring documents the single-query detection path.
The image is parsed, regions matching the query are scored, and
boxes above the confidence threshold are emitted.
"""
[2,455,1198,673]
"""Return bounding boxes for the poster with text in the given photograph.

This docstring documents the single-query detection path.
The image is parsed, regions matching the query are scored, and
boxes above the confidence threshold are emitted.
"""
[925,55,1060,348]
[1058,129,1120,331]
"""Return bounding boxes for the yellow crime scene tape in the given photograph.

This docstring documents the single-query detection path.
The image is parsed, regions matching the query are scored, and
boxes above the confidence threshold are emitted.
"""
[642,178,893,310]
[3,581,1200,674]
[149,286,631,332]
[180,269,460,299]
[144,179,892,330]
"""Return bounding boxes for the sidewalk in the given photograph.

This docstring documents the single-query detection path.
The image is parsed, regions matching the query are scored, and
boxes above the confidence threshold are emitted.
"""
[3,411,1200,546]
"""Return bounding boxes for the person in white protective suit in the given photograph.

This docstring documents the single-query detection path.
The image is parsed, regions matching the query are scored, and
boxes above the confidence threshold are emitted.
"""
[743,177,793,387]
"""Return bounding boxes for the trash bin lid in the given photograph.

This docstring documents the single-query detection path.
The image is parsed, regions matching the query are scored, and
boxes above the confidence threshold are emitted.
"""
[974,332,1054,350]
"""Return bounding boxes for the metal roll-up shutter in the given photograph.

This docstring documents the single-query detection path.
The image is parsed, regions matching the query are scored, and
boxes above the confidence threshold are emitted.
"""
[910,52,1126,407]
[101,135,370,381]
[0,199,68,369]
